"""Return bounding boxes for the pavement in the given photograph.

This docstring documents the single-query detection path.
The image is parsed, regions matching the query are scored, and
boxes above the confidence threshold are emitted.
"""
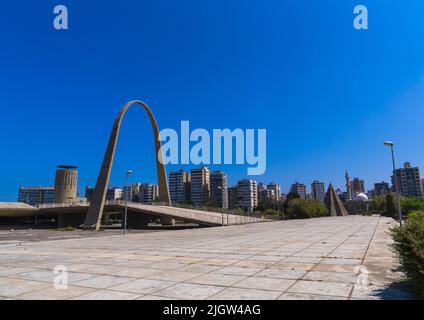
[0,215,413,300]
[0,228,163,246]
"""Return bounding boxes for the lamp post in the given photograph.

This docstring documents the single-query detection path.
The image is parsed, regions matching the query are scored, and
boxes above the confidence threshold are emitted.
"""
[215,186,225,226]
[384,141,403,226]
[124,170,133,235]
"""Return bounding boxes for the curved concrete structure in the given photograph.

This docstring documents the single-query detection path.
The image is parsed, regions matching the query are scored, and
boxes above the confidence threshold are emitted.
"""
[81,100,171,230]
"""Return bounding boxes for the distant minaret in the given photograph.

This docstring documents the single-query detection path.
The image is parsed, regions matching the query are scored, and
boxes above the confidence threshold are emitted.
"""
[345,171,352,200]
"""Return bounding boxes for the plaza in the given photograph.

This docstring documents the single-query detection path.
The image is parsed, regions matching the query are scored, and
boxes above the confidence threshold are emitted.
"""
[0,216,411,300]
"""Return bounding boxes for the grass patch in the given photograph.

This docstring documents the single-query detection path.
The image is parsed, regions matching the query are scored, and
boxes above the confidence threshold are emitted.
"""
[56,226,76,231]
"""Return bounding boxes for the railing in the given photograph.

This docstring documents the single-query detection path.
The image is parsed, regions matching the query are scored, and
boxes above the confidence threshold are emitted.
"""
[35,200,266,225]
[37,200,159,209]
[105,200,164,207]
[36,202,89,209]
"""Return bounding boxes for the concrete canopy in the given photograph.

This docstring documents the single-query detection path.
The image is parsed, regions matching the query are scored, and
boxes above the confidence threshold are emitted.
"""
[0,202,38,217]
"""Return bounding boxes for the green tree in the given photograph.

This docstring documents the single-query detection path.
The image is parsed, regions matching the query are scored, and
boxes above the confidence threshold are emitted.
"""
[283,192,300,213]
[287,198,328,219]
[385,193,396,218]
[204,197,217,208]
[371,196,386,213]
[256,197,284,212]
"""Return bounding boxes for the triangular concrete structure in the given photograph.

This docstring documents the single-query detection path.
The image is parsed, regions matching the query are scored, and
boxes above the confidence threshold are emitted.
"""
[324,183,348,217]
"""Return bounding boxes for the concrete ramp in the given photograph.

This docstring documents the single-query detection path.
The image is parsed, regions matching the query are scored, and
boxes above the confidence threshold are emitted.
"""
[31,201,265,227]
[118,201,263,227]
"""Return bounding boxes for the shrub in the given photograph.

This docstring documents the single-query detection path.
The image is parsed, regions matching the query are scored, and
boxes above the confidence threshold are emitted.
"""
[56,226,75,231]
[391,210,424,298]
[371,196,386,213]
[400,197,424,216]
[264,208,278,216]
[287,199,328,219]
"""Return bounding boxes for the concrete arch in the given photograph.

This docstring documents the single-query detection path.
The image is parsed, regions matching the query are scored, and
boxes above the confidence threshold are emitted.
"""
[82,100,171,230]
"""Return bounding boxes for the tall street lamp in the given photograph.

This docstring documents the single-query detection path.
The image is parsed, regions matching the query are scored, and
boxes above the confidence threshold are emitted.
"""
[124,170,133,235]
[216,186,224,226]
[384,141,403,226]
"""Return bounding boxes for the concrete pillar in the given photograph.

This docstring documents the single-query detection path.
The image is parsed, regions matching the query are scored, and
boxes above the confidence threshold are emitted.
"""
[104,214,111,225]
[160,218,176,226]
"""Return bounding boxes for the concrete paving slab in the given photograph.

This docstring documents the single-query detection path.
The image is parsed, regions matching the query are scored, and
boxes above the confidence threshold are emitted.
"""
[0,280,50,297]
[210,287,282,300]
[108,279,176,295]
[211,266,264,276]
[288,280,353,297]
[154,283,225,300]
[188,273,247,286]
[233,277,296,291]
[303,271,356,283]
[0,216,411,300]
[278,292,347,300]
[72,275,135,289]
[17,285,95,300]
[72,289,142,300]
[146,271,202,282]
[255,268,307,280]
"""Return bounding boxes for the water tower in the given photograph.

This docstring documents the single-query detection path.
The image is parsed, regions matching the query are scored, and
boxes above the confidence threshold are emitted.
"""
[54,165,78,204]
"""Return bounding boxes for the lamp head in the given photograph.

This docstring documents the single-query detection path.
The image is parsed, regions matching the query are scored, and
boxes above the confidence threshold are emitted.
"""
[127,170,133,175]
[384,141,394,147]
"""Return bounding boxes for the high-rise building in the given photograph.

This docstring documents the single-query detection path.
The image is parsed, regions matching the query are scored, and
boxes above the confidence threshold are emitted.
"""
[210,171,228,209]
[87,186,122,202]
[392,162,423,198]
[311,180,325,202]
[351,178,365,195]
[106,187,123,201]
[263,189,276,201]
[122,183,140,202]
[169,170,191,204]
[228,186,239,209]
[267,182,281,201]
[85,186,94,202]
[290,182,307,199]
[236,179,258,212]
[374,182,390,197]
[190,167,210,206]
[138,183,159,203]
[18,186,55,205]
[257,183,266,202]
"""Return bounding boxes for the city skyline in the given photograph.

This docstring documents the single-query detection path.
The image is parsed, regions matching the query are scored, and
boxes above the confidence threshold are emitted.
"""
[15,162,424,206]
[1,1,424,201]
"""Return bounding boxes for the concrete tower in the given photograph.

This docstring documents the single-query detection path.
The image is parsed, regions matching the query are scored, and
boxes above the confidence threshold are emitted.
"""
[54,165,78,204]
[345,171,352,200]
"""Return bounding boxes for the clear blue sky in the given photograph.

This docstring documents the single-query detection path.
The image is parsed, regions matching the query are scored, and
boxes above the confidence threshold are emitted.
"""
[1,0,424,201]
